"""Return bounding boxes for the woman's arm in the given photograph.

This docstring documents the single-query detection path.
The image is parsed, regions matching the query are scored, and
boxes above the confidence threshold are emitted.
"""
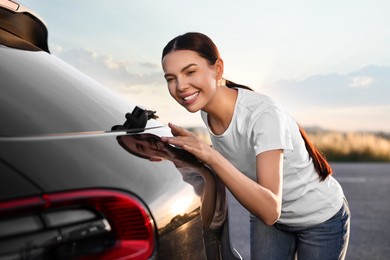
[162,123,283,226]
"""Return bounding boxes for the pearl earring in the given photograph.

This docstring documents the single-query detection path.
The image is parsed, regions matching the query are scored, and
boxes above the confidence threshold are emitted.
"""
[217,78,225,87]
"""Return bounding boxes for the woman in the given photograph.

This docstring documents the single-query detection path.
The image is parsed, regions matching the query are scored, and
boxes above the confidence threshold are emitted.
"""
[160,32,350,259]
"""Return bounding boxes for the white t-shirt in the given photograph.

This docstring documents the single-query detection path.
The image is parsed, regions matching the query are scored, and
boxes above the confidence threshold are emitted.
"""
[201,88,344,226]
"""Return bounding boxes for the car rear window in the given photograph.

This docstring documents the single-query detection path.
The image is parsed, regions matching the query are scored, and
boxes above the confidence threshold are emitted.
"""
[0,46,137,136]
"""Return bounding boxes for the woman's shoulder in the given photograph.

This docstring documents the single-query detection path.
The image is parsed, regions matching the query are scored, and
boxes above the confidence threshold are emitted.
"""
[237,88,282,113]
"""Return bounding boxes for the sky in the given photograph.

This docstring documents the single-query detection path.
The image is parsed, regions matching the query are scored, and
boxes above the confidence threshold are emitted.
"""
[17,0,390,132]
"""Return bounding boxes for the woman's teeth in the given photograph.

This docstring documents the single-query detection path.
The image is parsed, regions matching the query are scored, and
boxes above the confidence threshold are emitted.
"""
[184,92,199,101]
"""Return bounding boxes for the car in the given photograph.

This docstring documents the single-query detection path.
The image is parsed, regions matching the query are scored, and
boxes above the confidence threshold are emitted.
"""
[0,1,241,259]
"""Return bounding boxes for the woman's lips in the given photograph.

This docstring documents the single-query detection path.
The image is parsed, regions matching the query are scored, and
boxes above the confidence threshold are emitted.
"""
[182,91,199,104]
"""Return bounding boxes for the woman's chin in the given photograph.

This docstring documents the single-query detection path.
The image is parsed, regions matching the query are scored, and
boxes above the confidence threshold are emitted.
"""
[186,108,200,113]
[183,105,201,113]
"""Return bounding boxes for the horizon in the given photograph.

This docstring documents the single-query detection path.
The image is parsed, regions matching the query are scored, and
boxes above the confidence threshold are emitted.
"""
[18,0,390,133]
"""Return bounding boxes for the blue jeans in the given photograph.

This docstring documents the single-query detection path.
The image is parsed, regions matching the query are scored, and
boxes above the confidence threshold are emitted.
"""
[250,198,350,260]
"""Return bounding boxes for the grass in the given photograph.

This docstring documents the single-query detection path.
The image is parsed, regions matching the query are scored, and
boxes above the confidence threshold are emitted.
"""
[306,129,390,162]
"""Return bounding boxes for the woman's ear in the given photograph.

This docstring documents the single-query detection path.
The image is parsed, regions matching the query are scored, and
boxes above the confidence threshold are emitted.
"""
[215,58,224,80]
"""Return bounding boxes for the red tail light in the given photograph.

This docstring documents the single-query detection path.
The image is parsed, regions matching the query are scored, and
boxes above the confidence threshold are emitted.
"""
[0,189,155,260]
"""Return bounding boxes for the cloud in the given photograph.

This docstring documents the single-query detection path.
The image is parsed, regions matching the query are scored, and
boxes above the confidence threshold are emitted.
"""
[51,47,193,125]
[54,48,165,96]
[50,43,63,54]
[51,47,390,131]
[294,105,390,132]
[349,76,373,88]
[139,62,160,70]
[260,65,390,131]
[262,65,390,108]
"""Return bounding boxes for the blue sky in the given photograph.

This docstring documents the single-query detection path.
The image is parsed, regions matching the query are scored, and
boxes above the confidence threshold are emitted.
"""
[18,0,390,132]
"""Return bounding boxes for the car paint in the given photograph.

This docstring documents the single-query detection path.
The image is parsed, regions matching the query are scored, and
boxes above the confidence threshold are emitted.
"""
[0,2,241,258]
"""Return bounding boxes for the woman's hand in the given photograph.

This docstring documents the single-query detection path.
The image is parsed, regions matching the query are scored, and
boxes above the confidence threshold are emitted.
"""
[161,124,283,225]
[161,123,215,165]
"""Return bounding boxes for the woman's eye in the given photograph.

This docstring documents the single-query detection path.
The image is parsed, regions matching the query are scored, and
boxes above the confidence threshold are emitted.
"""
[187,70,195,76]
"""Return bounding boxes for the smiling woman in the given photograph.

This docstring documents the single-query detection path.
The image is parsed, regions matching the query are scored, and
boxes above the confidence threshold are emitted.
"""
[160,32,351,259]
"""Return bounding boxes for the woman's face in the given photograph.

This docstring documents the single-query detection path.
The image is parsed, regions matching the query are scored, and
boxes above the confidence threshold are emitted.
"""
[162,50,221,113]
[119,134,168,161]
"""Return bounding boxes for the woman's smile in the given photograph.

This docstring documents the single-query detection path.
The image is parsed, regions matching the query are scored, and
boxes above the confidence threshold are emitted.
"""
[182,91,200,104]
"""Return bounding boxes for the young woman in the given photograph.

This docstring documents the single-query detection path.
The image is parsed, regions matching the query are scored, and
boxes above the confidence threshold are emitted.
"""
[160,32,350,259]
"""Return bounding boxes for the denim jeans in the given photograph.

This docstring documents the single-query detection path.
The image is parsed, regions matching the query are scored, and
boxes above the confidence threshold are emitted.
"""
[250,198,350,260]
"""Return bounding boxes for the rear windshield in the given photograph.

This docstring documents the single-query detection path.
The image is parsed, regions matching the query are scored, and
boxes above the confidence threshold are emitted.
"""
[0,46,141,136]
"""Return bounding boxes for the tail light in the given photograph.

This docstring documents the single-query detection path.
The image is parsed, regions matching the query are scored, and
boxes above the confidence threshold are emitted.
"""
[0,189,155,259]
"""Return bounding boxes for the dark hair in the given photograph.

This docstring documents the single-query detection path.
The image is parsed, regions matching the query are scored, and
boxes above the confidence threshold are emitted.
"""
[225,80,254,91]
[297,126,332,181]
[162,32,254,91]
[162,32,332,181]
[162,32,220,66]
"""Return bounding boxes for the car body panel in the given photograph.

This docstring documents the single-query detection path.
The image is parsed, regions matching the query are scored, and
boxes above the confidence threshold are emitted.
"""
[0,1,241,258]
[0,46,161,137]
[0,160,42,200]
[0,130,202,230]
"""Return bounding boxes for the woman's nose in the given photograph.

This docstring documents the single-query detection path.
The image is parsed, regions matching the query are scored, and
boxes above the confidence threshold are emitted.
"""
[177,78,189,91]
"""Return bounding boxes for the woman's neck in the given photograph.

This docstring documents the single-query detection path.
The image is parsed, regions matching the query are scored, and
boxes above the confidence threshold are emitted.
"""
[205,86,238,135]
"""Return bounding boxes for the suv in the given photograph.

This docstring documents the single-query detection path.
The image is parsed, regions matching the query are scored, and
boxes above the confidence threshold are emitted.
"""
[0,1,241,259]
